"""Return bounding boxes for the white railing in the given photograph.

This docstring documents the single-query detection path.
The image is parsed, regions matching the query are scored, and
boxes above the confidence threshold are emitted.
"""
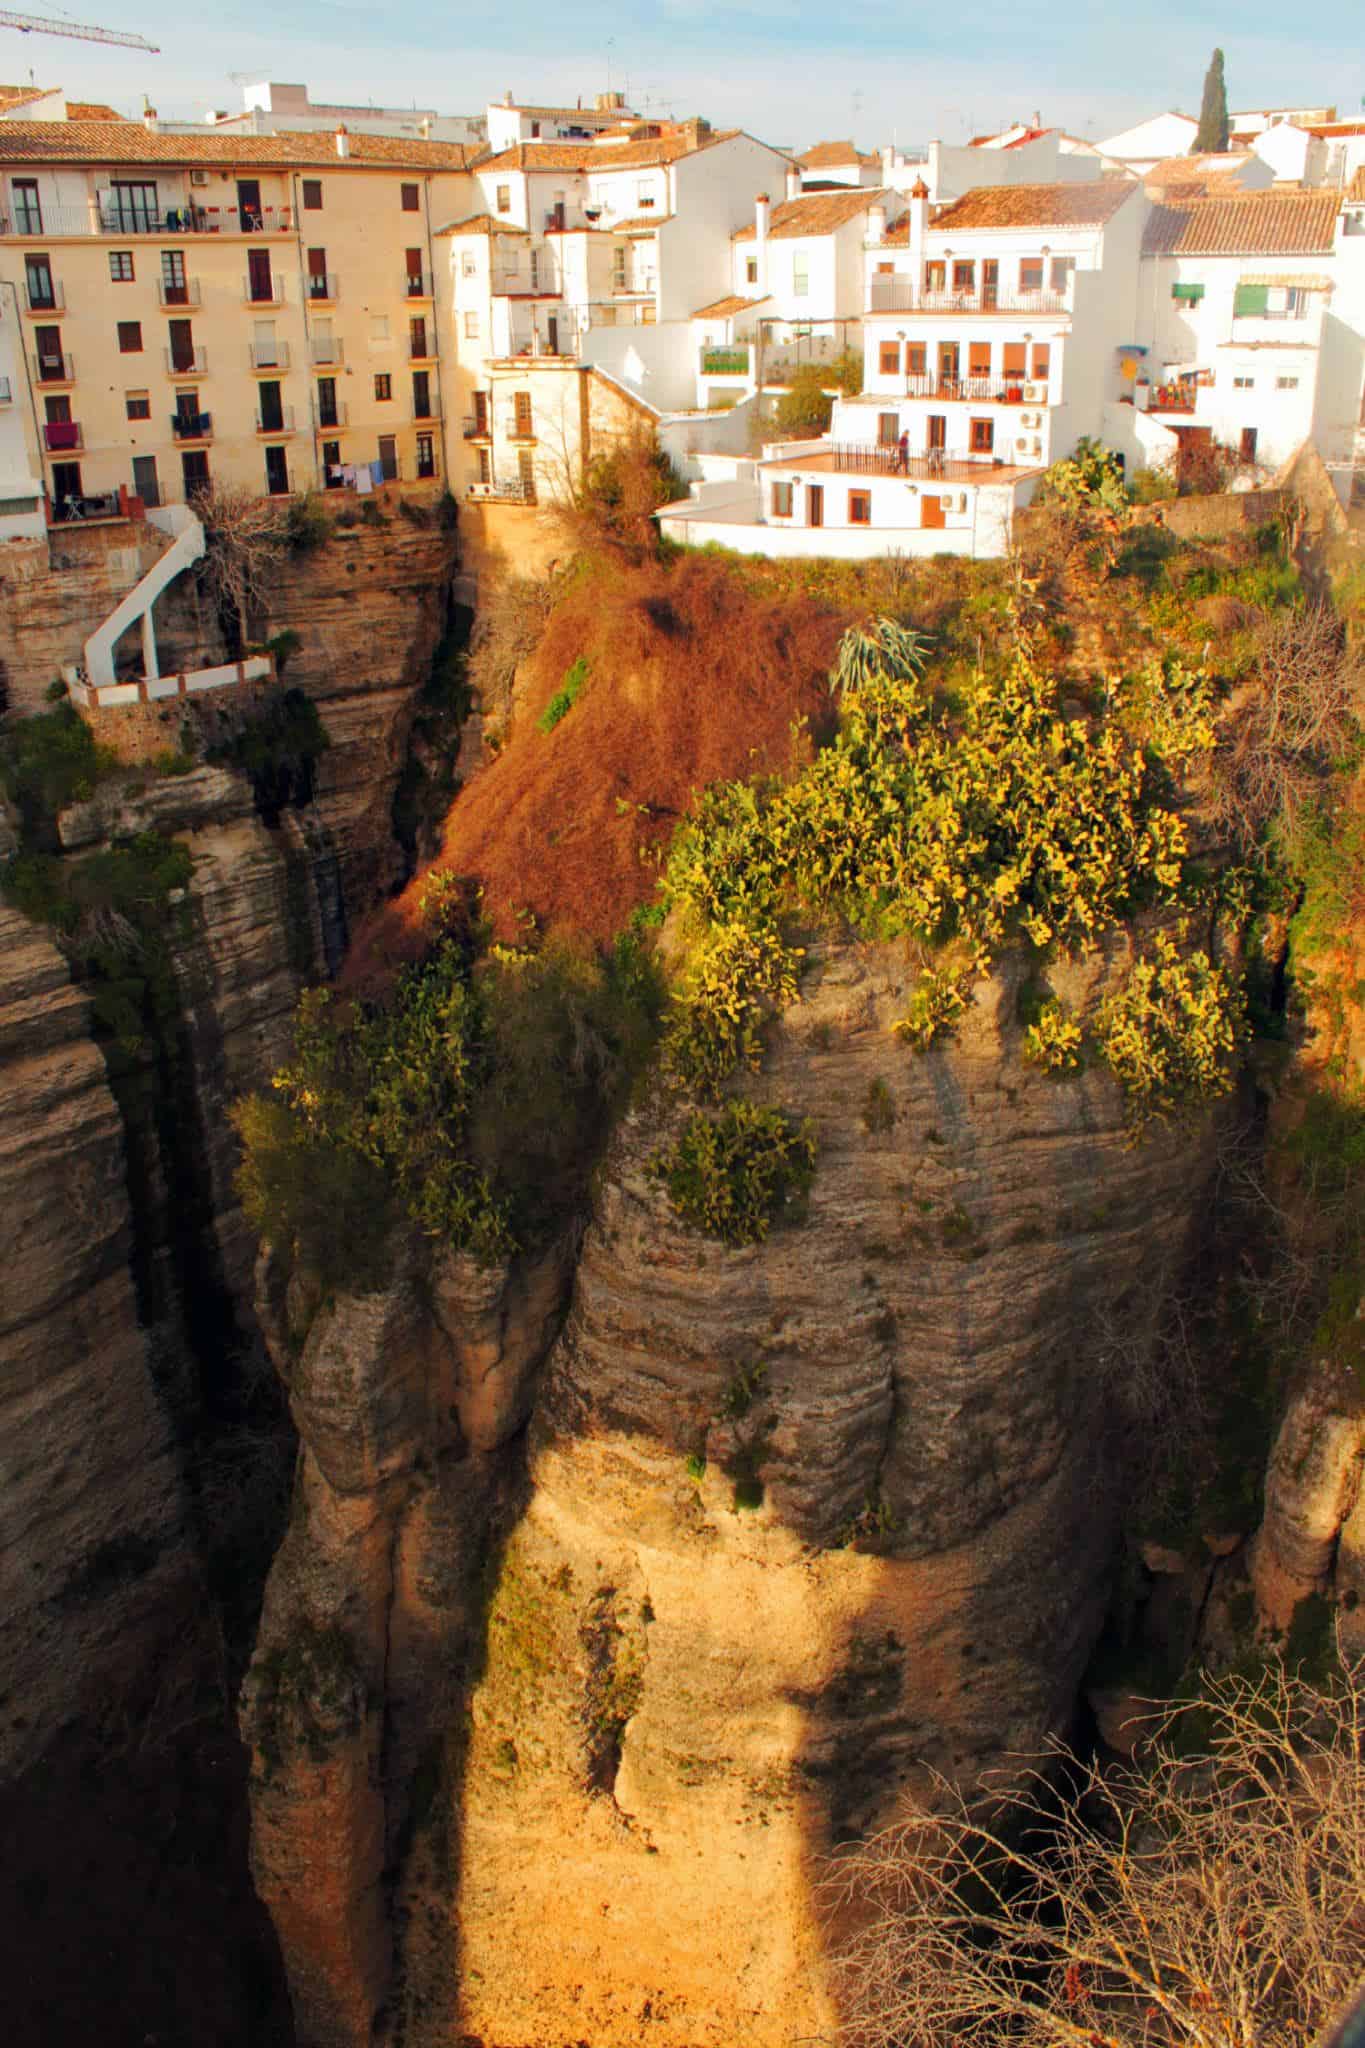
[23,278,64,312]
[157,278,201,308]
[243,274,285,305]
[249,342,290,371]
[32,350,74,383]
[164,346,207,376]
[311,335,344,365]
[257,407,295,433]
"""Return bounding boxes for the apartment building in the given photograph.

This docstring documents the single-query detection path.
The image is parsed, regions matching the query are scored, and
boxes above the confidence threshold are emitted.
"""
[0,282,45,537]
[483,92,635,153]
[194,80,484,145]
[1134,188,1365,476]
[0,120,477,519]
[659,177,1145,561]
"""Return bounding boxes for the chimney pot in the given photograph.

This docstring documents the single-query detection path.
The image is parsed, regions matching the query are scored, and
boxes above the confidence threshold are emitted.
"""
[335,122,351,158]
[786,166,801,200]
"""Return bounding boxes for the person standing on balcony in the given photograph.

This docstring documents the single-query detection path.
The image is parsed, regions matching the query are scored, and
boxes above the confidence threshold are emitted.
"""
[898,430,909,474]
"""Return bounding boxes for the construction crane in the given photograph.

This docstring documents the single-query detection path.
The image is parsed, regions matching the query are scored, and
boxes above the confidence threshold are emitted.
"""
[0,10,159,51]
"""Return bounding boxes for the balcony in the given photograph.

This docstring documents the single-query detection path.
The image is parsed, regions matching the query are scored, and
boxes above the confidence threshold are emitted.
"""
[463,415,490,439]
[401,270,434,299]
[0,201,297,239]
[771,441,1022,483]
[310,335,344,366]
[612,274,657,297]
[33,350,74,384]
[411,398,441,423]
[164,346,207,377]
[868,277,1070,316]
[306,273,339,305]
[256,407,296,435]
[491,267,557,296]
[249,341,290,372]
[315,402,349,431]
[170,410,213,442]
[23,279,64,313]
[1144,382,1198,415]
[700,345,751,376]
[157,277,201,308]
[42,420,82,451]
[243,274,285,306]
[884,374,1040,404]
[408,335,437,361]
[0,377,11,405]
[467,476,536,504]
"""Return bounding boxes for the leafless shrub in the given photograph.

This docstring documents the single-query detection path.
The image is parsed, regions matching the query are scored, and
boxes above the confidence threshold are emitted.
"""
[464,570,559,727]
[829,1654,1365,2048]
[196,485,291,644]
[1209,602,1364,848]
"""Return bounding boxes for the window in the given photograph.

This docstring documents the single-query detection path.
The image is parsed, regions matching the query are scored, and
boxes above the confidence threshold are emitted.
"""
[513,390,533,437]
[322,440,342,487]
[13,178,41,234]
[952,261,974,293]
[412,371,431,417]
[1276,375,1300,390]
[877,412,899,446]
[317,378,339,428]
[1002,341,1026,377]
[636,180,655,208]
[848,490,872,525]
[906,342,926,377]
[792,255,809,297]
[530,120,541,138]
[969,417,995,454]
[109,180,157,232]
[109,250,134,281]
[612,246,627,288]
[878,340,900,375]
[1050,256,1075,292]
[1233,375,1255,389]
[302,179,323,210]
[1171,281,1205,303]
[968,341,991,380]
[496,183,511,213]
[771,481,793,518]
[925,259,945,291]
[125,391,151,420]
[117,320,142,353]
[1020,258,1044,293]
[401,182,420,212]
[378,434,398,481]
[1233,284,1269,317]
[265,445,289,496]
[161,249,187,303]
[745,257,758,284]
[370,315,390,343]
[24,254,55,309]
[410,317,428,357]
[1031,342,1050,380]
[374,373,392,401]
[307,248,329,298]
[417,432,436,479]
[463,311,479,338]
[462,250,477,277]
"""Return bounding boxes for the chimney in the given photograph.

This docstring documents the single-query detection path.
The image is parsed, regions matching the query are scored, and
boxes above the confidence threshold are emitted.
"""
[868,201,886,244]
[754,191,769,289]
[504,89,514,107]
[142,105,159,132]
[909,177,929,303]
[419,115,432,139]
[786,165,801,201]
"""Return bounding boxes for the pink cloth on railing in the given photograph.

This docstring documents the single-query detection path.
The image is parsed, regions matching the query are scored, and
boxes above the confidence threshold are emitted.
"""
[44,421,79,450]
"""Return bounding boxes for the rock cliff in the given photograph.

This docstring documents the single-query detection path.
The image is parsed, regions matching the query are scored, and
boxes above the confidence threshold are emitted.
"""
[244,936,1215,2048]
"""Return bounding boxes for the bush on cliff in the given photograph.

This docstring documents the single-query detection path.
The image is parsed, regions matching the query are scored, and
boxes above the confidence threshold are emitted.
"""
[653,1101,816,1246]
[0,701,119,845]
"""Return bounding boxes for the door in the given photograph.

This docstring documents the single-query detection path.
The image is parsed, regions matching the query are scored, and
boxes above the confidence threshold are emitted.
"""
[258,379,284,433]
[877,412,899,447]
[927,414,946,450]
[807,483,823,528]
[1239,427,1258,465]
[378,434,398,482]
[921,494,946,529]
[405,248,424,296]
[51,461,82,512]
[264,445,289,496]
[307,248,328,300]
[416,432,435,479]
[410,316,427,359]
[322,440,341,488]
[34,324,64,379]
[547,314,559,355]
[132,454,160,508]
[13,178,41,234]
[237,179,263,232]
[247,249,273,304]
[168,318,195,372]
[517,447,536,503]
[937,343,959,395]
[43,394,76,452]
[472,390,489,435]
[174,390,201,436]
[412,370,431,420]
[317,376,338,429]
[181,449,210,498]
[161,249,187,304]
[24,253,55,310]
[982,259,998,310]
[253,319,279,369]
[109,180,157,232]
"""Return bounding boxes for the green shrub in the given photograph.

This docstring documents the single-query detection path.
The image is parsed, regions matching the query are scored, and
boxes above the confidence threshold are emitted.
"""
[663,918,800,1098]
[1097,930,1242,1130]
[207,686,329,820]
[1023,997,1084,1074]
[285,492,333,551]
[1036,436,1129,515]
[653,1100,816,1246]
[0,703,119,844]
[1128,467,1178,505]
[539,655,590,734]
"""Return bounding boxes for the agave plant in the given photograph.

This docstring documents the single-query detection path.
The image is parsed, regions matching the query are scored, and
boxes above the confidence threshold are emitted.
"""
[830,616,931,700]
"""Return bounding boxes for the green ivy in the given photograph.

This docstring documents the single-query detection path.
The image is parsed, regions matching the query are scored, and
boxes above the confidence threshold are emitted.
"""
[652,1101,816,1246]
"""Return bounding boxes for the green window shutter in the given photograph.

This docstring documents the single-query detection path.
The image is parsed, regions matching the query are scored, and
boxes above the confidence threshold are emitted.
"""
[1234,284,1269,316]
[1171,281,1205,303]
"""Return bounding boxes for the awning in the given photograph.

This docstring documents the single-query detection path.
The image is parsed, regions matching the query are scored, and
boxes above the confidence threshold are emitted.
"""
[1237,272,1334,289]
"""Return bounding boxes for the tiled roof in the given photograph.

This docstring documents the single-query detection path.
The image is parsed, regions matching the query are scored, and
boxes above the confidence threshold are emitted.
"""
[0,120,479,169]
[0,87,53,111]
[65,102,124,122]
[1144,151,1259,198]
[691,291,770,317]
[610,214,669,232]
[432,212,529,237]
[1003,127,1053,150]
[1348,168,1365,203]
[734,185,889,240]
[1142,190,1339,255]
[1305,121,1365,138]
[799,138,877,169]
[926,177,1137,231]
[476,128,740,174]
[497,103,634,121]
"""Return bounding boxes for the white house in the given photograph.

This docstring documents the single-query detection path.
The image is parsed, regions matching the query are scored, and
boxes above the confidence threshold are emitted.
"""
[0,281,46,539]
[483,92,636,154]
[797,140,881,190]
[1097,112,1200,176]
[1134,188,1364,478]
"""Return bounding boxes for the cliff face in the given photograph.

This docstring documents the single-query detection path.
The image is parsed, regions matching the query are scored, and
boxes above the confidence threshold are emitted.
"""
[244,936,1214,2048]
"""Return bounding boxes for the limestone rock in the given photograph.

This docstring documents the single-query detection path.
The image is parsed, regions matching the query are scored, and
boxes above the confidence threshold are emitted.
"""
[1250,1377,1364,1629]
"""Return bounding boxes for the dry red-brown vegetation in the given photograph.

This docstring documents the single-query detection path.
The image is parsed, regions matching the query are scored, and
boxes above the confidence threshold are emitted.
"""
[344,553,855,990]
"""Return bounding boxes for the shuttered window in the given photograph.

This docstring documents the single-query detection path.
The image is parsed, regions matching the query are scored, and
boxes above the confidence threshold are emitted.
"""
[1234,284,1269,316]
[1171,281,1205,303]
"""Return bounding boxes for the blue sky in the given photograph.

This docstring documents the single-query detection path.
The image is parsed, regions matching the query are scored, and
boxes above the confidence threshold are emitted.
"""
[6,1,1363,151]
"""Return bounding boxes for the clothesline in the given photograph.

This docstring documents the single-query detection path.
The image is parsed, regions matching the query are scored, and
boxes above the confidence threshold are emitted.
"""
[327,460,386,494]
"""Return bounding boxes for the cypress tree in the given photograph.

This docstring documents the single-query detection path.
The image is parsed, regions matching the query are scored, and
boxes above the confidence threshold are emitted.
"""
[1194,48,1230,152]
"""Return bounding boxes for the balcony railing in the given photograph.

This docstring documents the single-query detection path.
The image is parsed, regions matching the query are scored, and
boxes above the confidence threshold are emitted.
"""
[311,336,344,365]
[50,489,123,522]
[23,279,64,312]
[164,346,206,377]
[612,274,657,296]
[315,402,349,430]
[249,342,290,371]
[463,415,490,438]
[33,351,74,383]
[401,270,433,298]
[0,202,296,239]
[411,398,441,422]
[256,407,295,434]
[157,277,201,308]
[243,274,285,305]
[0,378,12,404]
[170,411,212,441]
[306,273,339,304]
[467,476,536,504]
[42,420,82,451]
[783,442,1016,482]
[887,374,1039,403]
[408,335,436,361]
[700,346,751,375]
[868,277,1071,315]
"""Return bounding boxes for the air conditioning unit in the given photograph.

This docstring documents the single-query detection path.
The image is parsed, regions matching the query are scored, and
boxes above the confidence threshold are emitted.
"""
[957,493,967,512]
[1023,382,1043,402]
[190,169,210,186]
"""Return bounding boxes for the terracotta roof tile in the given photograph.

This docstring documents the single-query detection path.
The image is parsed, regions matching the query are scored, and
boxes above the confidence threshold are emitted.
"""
[1142,190,1338,255]
[926,177,1137,231]
[1348,167,1365,203]
[433,212,529,237]
[691,291,770,317]
[0,119,478,169]
[799,138,877,169]
[734,185,890,240]
[476,128,741,175]
[65,102,124,122]
[1144,151,1259,198]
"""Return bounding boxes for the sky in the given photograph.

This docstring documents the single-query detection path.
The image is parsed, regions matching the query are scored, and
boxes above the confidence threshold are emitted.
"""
[4,0,1363,152]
